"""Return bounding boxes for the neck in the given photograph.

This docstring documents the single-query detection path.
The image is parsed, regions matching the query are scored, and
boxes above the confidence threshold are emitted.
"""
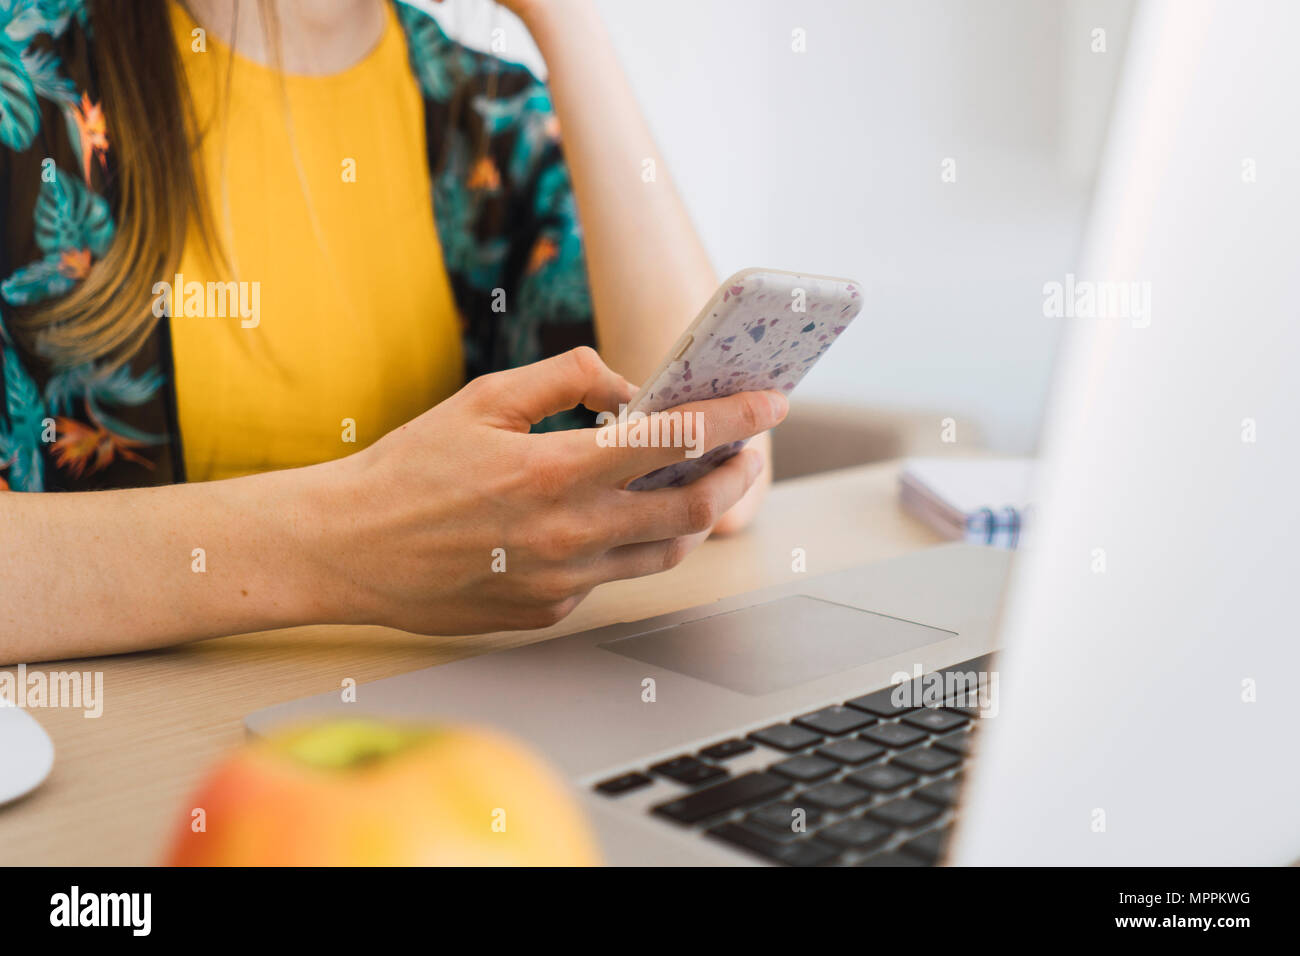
[186,0,387,76]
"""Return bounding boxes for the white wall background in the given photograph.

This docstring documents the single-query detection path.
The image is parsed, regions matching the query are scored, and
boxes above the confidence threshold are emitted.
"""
[427,0,1136,453]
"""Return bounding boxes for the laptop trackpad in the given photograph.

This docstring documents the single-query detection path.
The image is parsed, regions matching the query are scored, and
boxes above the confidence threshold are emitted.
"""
[599,595,954,696]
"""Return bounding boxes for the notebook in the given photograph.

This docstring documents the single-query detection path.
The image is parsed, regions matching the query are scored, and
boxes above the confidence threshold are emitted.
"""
[899,458,1035,548]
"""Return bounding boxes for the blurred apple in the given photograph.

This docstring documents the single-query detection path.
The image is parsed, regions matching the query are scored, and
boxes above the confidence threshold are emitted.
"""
[166,718,600,866]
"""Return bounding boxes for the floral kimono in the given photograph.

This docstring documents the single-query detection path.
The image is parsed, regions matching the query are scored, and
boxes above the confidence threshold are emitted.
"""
[0,0,596,492]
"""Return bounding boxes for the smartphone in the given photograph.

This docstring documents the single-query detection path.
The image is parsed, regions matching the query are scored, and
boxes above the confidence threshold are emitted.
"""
[624,267,863,491]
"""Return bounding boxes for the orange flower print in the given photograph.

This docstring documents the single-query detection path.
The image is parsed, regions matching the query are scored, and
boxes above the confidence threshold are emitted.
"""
[467,154,501,191]
[71,93,109,184]
[51,416,152,479]
[58,248,92,280]
[526,236,558,275]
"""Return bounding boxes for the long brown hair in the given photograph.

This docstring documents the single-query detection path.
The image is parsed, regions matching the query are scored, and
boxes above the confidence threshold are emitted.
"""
[15,0,217,368]
[18,0,467,369]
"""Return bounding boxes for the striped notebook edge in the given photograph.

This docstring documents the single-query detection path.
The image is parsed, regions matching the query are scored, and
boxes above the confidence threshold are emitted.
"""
[899,458,1035,550]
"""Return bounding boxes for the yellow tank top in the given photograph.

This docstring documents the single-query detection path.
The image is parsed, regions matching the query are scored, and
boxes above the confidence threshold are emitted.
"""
[168,1,464,481]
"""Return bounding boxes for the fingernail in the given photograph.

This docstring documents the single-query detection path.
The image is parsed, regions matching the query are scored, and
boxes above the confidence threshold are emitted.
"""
[767,391,789,421]
[745,449,763,479]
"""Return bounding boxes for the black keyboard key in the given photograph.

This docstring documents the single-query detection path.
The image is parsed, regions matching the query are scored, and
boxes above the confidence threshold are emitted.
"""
[771,754,839,783]
[868,797,942,829]
[748,723,823,752]
[891,747,961,776]
[652,772,789,824]
[649,755,728,787]
[860,722,928,749]
[819,817,891,851]
[938,656,994,706]
[939,654,996,682]
[699,738,754,761]
[900,825,952,863]
[594,772,653,796]
[794,705,874,736]
[816,738,885,765]
[747,801,823,838]
[848,656,994,721]
[800,781,871,811]
[846,763,917,793]
[845,685,917,718]
[858,850,927,867]
[902,709,969,734]
[773,839,841,867]
[933,732,972,757]
[726,817,801,843]
[914,777,963,807]
[706,822,840,866]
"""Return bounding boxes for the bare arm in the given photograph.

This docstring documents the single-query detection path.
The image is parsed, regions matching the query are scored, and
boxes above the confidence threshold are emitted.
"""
[0,465,338,663]
[0,350,783,664]
[518,0,772,529]
[520,0,715,384]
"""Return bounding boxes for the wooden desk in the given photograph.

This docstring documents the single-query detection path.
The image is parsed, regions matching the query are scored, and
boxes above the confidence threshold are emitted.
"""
[0,460,941,865]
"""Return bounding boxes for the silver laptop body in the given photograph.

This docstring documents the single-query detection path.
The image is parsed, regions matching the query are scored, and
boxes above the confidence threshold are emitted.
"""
[247,544,1008,865]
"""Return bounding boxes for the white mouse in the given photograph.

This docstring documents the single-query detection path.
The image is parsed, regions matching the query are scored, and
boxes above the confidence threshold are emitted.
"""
[0,700,54,805]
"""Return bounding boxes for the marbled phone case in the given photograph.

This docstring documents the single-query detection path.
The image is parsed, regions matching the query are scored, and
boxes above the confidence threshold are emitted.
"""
[626,268,862,491]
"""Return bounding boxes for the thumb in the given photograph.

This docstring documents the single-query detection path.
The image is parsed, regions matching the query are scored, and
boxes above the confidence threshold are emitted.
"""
[470,347,635,430]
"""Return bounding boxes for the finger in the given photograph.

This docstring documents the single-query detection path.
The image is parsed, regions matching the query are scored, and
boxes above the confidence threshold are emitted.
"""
[584,529,710,587]
[466,347,635,431]
[573,388,788,483]
[711,433,772,536]
[709,472,767,535]
[608,447,764,544]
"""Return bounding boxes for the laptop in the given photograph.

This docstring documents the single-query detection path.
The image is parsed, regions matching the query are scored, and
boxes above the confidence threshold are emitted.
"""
[246,0,1300,866]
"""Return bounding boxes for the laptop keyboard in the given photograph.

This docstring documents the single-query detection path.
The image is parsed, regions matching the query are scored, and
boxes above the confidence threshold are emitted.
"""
[592,654,990,866]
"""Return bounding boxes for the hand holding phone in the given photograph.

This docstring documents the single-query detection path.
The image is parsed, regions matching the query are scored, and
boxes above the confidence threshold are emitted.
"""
[621,268,862,490]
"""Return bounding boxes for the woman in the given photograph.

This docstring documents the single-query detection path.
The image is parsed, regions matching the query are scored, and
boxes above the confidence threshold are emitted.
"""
[0,0,783,664]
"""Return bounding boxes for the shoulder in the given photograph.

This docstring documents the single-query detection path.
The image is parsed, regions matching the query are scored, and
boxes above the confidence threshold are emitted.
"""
[395,3,558,155]
[396,2,541,98]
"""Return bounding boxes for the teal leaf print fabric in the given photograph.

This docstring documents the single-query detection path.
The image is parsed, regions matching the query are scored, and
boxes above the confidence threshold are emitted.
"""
[35,166,113,256]
[20,44,75,103]
[396,0,478,102]
[0,332,47,491]
[2,0,84,45]
[2,167,114,305]
[44,362,164,417]
[0,1,596,490]
[0,30,39,149]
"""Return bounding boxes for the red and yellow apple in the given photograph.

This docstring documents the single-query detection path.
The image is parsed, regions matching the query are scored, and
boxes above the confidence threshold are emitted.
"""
[165,718,600,866]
